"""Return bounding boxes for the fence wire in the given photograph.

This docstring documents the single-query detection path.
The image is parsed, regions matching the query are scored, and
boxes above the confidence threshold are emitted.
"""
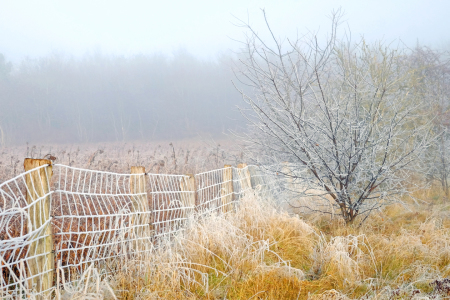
[0,163,286,298]
[147,172,195,240]
[52,165,153,287]
[0,165,54,298]
[195,167,233,215]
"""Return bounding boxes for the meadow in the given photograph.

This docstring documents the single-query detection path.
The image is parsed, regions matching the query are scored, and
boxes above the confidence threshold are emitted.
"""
[51,188,450,300]
[0,139,244,182]
[1,141,450,299]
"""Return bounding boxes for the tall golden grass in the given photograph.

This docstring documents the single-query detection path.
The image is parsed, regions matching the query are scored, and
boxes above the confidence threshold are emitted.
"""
[50,187,450,300]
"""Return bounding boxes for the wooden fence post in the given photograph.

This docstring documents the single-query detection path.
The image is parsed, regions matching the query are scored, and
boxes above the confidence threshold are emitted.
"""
[237,163,253,193]
[180,174,196,216]
[130,166,149,249]
[282,162,294,191]
[24,158,54,296]
[221,165,233,213]
[247,165,259,189]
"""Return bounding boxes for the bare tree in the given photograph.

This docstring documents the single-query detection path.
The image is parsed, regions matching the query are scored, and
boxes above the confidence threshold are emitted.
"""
[234,10,431,224]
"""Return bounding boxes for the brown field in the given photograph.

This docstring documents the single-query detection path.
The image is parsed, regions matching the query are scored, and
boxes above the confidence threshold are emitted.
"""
[0,138,245,182]
[2,141,450,299]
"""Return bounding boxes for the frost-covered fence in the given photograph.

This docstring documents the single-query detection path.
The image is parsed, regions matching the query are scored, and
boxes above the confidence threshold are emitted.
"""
[0,159,54,299]
[0,159,286,298]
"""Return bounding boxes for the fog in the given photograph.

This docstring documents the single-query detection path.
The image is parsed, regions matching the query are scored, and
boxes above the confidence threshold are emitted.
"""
[1,1,449,146]
[1,1,449,63]
[0,51,245,145]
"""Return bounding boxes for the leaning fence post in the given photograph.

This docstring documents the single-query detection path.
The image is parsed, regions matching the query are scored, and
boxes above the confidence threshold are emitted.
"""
[281,162,294,191]
[130,166,149,249]
[247,165,259,189]
[24,158,54,296]
[180,174,196,217]
[221,165,233,213]
[237,163,253,194]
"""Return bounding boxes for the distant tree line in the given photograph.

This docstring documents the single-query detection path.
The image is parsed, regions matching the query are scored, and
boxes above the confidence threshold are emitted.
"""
[0,50,245,145]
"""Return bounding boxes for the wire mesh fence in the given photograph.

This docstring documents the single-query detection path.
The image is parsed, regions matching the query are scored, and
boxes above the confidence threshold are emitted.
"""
[0,161,287,298]
[0,163,54,298]
[52,165,152,288]
[195,167,232,215]
[147,172,194,240]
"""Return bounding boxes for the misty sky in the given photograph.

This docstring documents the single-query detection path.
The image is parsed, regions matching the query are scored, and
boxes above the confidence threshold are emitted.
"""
[1,0,449,63]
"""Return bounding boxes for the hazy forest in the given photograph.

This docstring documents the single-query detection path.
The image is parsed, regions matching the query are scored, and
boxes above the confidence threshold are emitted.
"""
[0,50,245,145]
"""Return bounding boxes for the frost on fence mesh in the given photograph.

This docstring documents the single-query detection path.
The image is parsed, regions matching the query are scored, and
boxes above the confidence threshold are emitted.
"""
[52,165,195,285]
[194,165,286,216]
[0,165,53,298]
[52,165,152,285]
[0,162,287,296]
[195,167,234,215]
[147,173,195,240]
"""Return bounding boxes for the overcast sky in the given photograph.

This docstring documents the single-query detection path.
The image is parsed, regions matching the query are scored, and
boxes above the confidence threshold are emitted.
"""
[0,0,449,63]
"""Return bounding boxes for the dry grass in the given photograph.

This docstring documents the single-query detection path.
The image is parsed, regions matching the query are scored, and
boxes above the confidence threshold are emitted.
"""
[52,188,450,300]
[0,138,244,182]
[3,142,450,299]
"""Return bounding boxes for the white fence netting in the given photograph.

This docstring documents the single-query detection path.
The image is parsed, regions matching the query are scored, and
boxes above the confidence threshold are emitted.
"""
[0,162,286,298]
[0,165,54,298]
[147,172,195,239]
[195,167,234,215]
[52,165,152,287]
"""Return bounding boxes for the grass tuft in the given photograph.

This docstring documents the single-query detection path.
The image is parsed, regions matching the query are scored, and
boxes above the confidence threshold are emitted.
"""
[51,188,450,299]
